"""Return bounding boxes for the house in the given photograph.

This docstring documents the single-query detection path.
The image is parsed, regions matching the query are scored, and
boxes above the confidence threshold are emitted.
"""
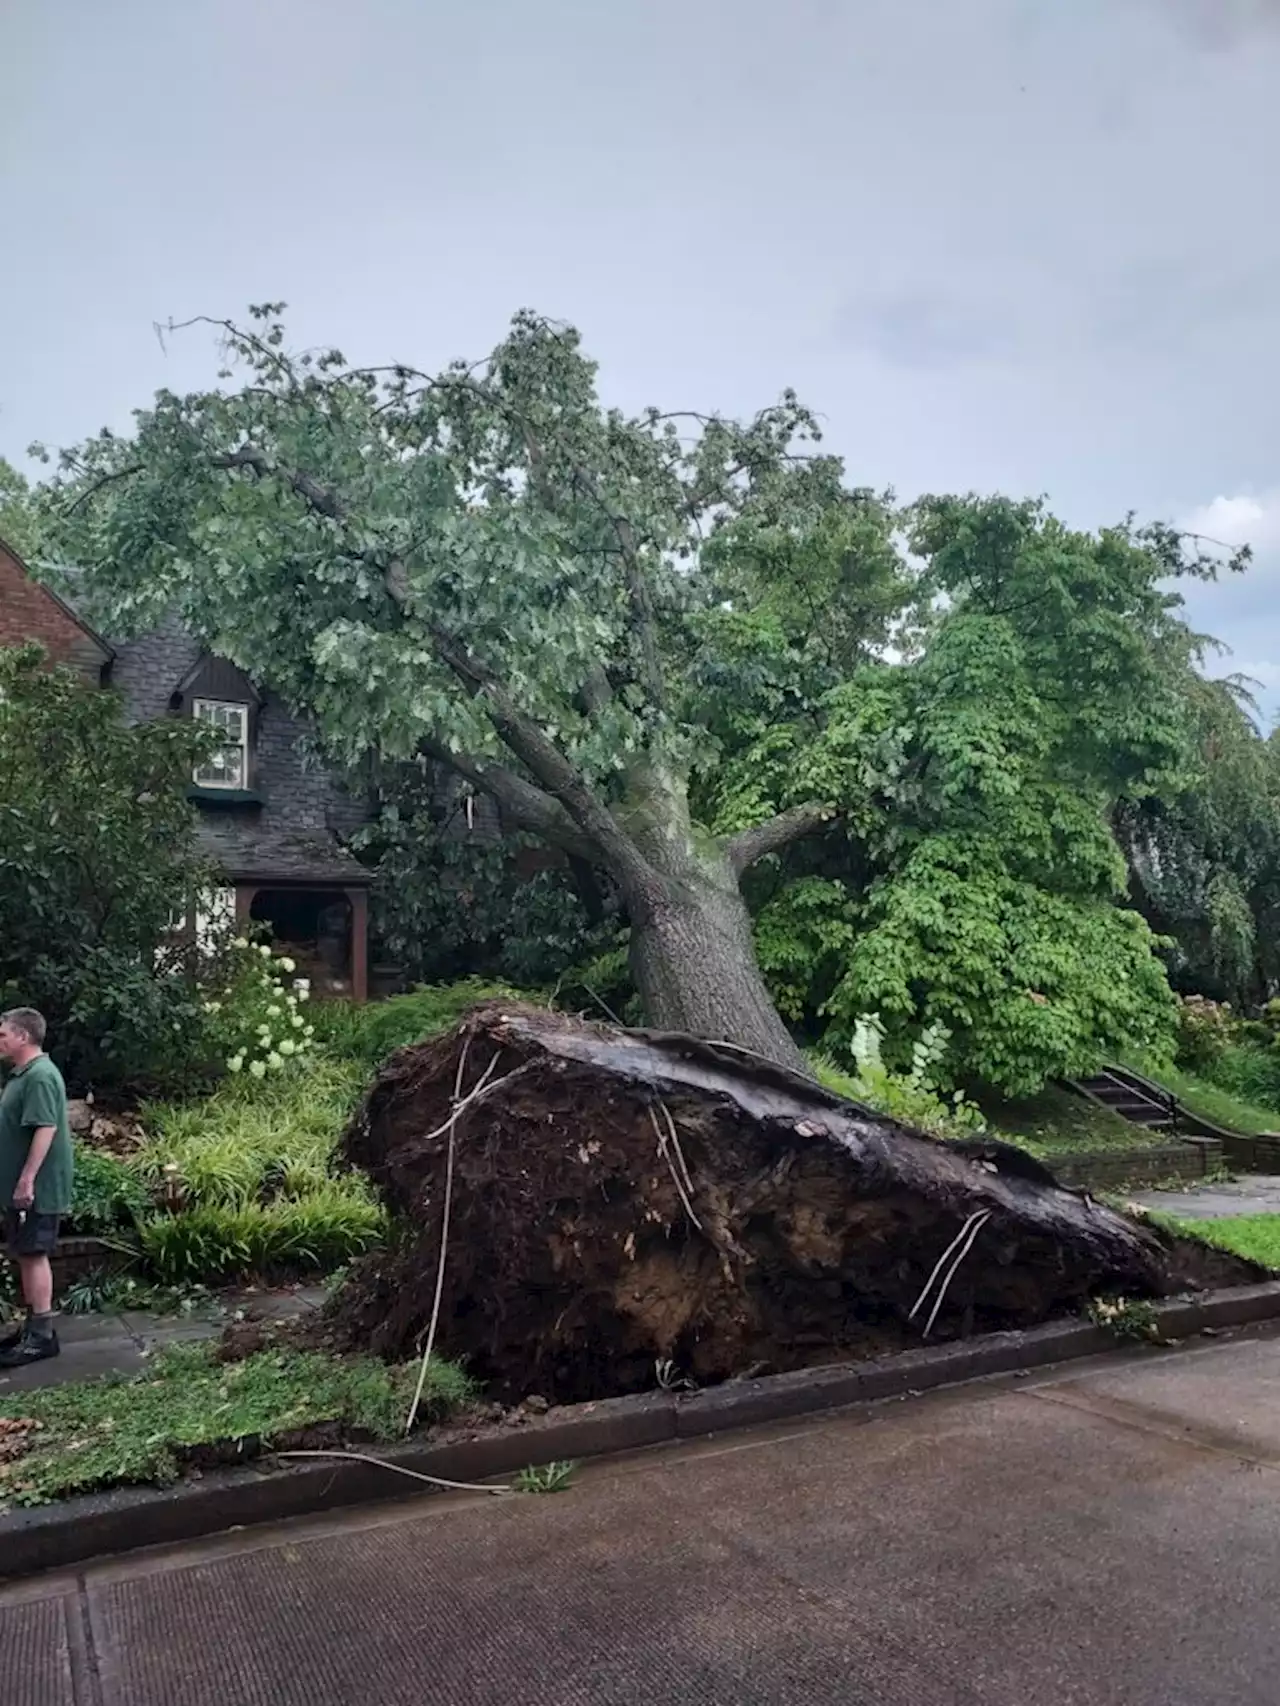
[0,537,374,1000]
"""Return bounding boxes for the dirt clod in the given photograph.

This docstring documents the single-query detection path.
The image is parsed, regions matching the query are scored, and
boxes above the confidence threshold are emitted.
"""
[318,1003,1261,1404]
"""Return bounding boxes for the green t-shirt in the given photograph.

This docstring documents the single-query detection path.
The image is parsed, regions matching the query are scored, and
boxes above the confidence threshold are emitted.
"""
[0,1054,74,1216]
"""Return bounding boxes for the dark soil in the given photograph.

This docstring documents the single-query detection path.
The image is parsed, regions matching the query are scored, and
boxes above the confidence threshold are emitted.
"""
[315,1002,1263,1405]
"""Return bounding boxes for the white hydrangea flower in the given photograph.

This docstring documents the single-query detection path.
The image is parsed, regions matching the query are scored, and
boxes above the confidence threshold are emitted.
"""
[279,957,297,974]
[249,1059,267,1080]
[267,1051,284,1072]
[227,1055,244,1073]
[279,1037,297,1057]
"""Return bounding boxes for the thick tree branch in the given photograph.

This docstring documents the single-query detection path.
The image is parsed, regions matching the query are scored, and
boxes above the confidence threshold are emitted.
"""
[579,663,614,719]
[725,803,837,876]
[418,621,655,891]
[214,446,344,520]
[64,464,144,514]
[417,739,600,862]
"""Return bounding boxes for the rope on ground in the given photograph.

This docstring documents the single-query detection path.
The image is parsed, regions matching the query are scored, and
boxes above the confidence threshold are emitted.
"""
[405,1046,507,1435]
[274,1448,514,1495]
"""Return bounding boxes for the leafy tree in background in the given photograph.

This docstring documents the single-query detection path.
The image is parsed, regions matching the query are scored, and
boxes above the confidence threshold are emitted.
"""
[1116,673,1280,1006]
[704,496,1237,1094]
[0,457,37,556]
[0,645,212,1090]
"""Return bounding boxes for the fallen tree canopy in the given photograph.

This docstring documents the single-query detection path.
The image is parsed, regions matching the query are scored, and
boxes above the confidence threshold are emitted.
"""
[323,1002,1256,1403]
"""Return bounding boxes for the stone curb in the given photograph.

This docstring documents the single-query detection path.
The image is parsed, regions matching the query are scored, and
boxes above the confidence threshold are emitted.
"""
[3,1280,1278,1581]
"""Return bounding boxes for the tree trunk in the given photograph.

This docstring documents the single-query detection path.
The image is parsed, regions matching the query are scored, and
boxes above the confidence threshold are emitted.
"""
[623,838,810,1075]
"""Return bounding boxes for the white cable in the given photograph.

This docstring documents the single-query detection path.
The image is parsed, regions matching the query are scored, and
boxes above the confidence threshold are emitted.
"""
[648,1102,703,1230]
[405,1048,502,1435]
[274,1448,513,1495]
[922,1211,990,1339]
[909,1211,986,1321]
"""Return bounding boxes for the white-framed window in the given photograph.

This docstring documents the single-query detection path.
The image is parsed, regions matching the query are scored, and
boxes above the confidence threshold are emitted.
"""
[193,698,249,789]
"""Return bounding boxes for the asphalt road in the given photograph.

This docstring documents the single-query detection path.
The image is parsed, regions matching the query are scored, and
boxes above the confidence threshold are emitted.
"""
[6,1327,1280,1705]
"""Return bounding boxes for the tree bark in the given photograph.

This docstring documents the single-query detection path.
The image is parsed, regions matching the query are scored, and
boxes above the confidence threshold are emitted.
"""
[613,764,812,1074]
[627,863,810,1073]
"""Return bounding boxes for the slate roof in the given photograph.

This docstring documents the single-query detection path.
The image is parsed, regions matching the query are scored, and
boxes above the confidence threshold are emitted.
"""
[52,583,373,888]
[195,820,370,887]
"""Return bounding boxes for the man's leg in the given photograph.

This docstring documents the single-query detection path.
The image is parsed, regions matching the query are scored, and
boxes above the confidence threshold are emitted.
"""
[0,1215,26,1344]
[19,1253,54,1321]
[0,1219,60,1363]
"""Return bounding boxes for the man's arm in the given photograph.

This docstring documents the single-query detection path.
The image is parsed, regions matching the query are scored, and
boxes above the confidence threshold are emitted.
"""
[13,1127,55,1210]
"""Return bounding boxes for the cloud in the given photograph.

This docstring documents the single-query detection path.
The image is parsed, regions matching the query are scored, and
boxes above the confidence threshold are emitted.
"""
[1181,490,1280,553]
[1140,0,1280,48]
[835,289,1017,371]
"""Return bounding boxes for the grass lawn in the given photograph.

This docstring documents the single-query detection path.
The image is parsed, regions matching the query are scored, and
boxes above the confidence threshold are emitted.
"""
[0,1343,474,1507]
[980,1085,1168,1157]
[1156,1213,1280,1273]
[1124,1057,1280,1138]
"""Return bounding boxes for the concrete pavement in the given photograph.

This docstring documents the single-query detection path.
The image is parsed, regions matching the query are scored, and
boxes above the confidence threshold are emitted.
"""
[6,1328,1280,1704]
[0,1287,328,1395]
[1132,1173,1280,1219]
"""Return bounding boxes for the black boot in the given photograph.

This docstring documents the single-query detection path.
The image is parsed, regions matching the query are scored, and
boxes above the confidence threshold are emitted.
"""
[0,1323,59,1367]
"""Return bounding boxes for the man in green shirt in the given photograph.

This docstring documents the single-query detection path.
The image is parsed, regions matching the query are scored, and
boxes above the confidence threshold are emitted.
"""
[0,1008,74,1366]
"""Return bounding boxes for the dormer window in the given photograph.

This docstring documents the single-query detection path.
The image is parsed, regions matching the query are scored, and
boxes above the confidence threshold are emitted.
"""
[193,698,249,789]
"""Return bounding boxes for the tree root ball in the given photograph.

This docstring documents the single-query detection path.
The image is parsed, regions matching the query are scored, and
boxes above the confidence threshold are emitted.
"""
[320,1003,1258,1403]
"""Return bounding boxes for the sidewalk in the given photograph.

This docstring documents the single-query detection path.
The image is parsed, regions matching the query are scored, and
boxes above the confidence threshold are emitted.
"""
[1131,1172,1280,1219]
[0,1287,326,1395]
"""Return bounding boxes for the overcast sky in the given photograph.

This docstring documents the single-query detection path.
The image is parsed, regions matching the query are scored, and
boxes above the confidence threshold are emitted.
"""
[4,0,1279,711]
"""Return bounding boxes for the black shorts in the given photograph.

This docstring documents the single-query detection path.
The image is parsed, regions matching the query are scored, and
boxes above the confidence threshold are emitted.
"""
[4,1211,60,1258]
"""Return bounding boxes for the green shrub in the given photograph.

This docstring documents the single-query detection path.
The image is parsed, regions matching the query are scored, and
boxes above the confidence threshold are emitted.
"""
[204,939,318,1079]
[1197,1041,1280,1114]
[0,645,216,1092]
[136,1191,387,1285]
[1173,994,1237,1073]
[310,979,528,1071]
[136,1058,365,1208]
[67,1146,151,1235]
[130,1055,380,1284]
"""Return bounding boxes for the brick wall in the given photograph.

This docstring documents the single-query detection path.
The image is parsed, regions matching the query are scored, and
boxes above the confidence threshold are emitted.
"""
[0,541,108,681]
[1222,1132,1280,1173]
[1051,1142,1221,1191]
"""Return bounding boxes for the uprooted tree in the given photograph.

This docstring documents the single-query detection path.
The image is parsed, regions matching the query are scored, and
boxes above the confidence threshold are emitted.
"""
[32,308,1248,1085]
[34,307,910,1073]
[323,1001,1259,1401]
